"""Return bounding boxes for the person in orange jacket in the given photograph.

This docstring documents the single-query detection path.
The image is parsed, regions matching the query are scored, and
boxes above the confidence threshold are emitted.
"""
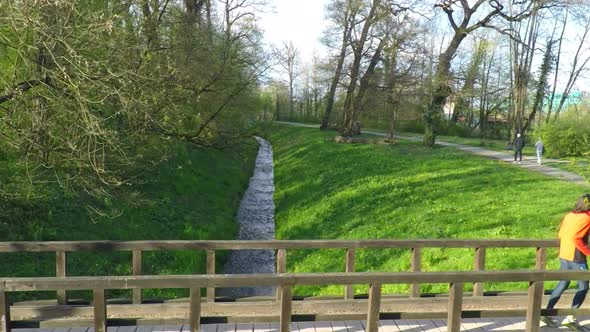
[542,194,590,330]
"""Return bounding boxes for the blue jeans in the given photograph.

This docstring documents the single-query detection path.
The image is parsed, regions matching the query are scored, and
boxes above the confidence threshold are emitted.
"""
[547,258,589,309]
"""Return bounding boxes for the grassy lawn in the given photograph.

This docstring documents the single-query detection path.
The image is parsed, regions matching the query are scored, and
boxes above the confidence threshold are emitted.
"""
[0,139,257,300]
[268,125,588,296]
[366,127,590,180]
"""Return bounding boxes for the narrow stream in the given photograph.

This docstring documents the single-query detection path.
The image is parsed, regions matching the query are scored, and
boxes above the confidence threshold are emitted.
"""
[219,137,276,298]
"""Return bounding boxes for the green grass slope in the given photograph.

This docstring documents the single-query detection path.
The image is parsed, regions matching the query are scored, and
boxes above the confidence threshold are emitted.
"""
[0,139,257,300]
[268,125,587,296]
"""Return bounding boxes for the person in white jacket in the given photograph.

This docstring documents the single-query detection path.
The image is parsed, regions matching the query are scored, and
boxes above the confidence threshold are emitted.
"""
[535,138,544,165]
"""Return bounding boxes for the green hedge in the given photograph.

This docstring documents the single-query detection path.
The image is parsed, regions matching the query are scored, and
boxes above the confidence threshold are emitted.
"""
[535,118,590,158]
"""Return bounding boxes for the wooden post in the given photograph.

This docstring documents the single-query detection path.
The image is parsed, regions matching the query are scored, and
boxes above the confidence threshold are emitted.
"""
[525,281,543,332]
[207,250,215,302]
[536,247,547,270]
[447,282,463,332]
[190,287,201,332]
[276,249,287,301]
[56,251,67,304]
[132,250,142,304]
[93,289,107,332]
[473,248,486,296]
[366,284,381,332]
[280,286,292,332]
[0,290,10,332]
[345,248,356,299]
[410,248,421,298]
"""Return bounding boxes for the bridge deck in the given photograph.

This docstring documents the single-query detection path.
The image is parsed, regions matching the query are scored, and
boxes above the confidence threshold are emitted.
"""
[12,317,585,332]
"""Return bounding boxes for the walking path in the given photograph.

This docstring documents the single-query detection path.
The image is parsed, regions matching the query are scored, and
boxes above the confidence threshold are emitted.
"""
[220,137,276,297]
[276,121,589,187]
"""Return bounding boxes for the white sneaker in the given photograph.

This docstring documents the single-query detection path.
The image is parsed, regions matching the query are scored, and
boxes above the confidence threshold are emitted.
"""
[563,315,577,325]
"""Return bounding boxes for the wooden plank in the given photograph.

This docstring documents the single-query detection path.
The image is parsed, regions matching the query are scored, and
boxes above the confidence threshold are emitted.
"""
[195,324,217,332]
[235,323,253,332]
[410,248,421,298]
[344,321,364,332]
[151,326,181,332]
[392,320,420,332]
[447,282,463,332]
[428,319,447,332]
[473,248,486,296]
[296,322,316,332]
[135,326,152,332]
[0,290,10,332]
[133,250,142,304]
[56,251,67,305]
[312,321,332,332]
[378,320,400,332]
[269,323,279,332]
[252,323,271,332]
[217,323,236,332]
[329,321,347,332]
[93,289,106,332]
[207,251,216,303]
[70,328,91,332]
[345,248,356,300]
[459,318,486,332]
[366,284,381,332]
[525,281,543,332]
[279,286,292,332]
[276,249,287,301]
[416,319,441,332]
[536,247,547,270]
[0,239,560,253]
[189,288,201,332]
[7,270,590,292]
[116,327,136,332]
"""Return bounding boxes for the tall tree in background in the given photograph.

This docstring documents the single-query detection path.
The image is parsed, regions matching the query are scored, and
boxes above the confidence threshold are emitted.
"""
[339,0,382,136]
[320,0,357,130]
[279,41,299,120]
[425,0,548,147]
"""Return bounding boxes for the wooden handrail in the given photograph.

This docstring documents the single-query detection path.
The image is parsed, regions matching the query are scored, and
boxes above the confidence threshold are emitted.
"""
[1,270,587,291]
[0,239,559,305]
[1,270,588,332]
[0,239,559,252]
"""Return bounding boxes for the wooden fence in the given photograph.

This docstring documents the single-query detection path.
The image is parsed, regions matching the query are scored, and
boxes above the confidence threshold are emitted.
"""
[1,270,589,332]
[0,239,559,304]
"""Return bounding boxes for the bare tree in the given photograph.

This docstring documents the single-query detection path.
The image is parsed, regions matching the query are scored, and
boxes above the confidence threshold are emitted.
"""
[320,0,358,130]
[279,41,299,120]
[425,0,550,147]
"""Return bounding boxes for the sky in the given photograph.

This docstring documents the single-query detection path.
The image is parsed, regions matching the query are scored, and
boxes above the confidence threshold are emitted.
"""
[256,0,590,92]
[257,0,330,64]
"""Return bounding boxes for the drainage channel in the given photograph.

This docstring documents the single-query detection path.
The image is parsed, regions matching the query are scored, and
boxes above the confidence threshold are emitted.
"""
[219,136,276,298]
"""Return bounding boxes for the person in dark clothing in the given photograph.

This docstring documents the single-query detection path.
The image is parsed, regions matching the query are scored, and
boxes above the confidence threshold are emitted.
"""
[513,133,525,163]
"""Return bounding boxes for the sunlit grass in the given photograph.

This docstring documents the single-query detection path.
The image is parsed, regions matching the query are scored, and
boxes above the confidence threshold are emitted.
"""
[269,125,586,296]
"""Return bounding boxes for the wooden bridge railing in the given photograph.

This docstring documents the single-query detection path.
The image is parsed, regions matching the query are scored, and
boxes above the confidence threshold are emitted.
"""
[0,270,587,332]
[0,239,558,304]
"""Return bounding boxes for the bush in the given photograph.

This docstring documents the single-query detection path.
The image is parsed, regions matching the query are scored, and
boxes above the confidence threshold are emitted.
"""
[535,116,590,158]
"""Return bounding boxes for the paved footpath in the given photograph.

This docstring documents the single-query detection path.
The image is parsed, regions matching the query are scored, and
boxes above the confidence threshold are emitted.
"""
[276,121,589,187]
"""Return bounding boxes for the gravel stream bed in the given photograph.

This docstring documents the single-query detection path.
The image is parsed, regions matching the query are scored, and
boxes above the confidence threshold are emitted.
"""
[219,137,276,298]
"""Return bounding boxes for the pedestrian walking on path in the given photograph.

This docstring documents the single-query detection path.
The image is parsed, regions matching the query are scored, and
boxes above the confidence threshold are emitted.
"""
[542,194,590,330]
[513,133,525,164]
[535,138,544,165]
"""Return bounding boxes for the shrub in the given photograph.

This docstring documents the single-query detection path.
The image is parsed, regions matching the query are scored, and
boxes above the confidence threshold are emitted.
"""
[535,116,590,158]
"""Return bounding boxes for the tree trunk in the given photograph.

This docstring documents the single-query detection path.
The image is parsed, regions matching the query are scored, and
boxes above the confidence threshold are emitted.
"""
[425,31,467,147]
[321,4,354,130]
